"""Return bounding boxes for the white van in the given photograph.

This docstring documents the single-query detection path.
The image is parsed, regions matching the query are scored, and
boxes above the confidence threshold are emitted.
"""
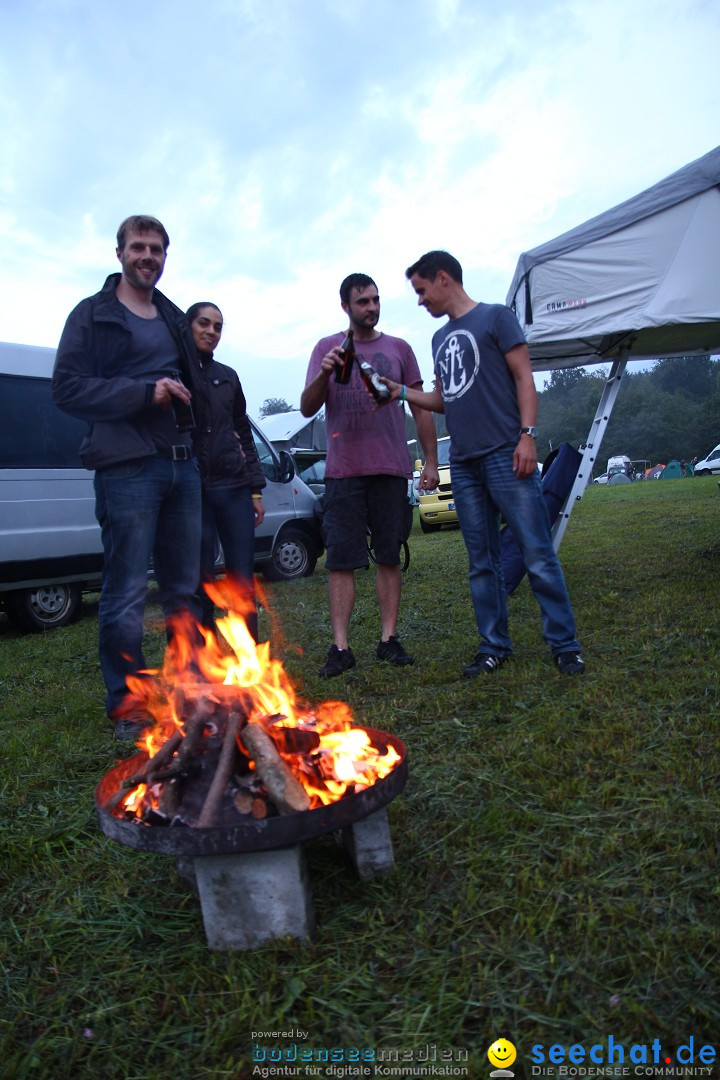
[606,454,633,478]
[693,443,720,476]
[0,342,323,631]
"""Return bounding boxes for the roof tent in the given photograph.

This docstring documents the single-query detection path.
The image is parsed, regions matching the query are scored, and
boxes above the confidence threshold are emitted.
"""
[506,145,720,546]
[256,410,326,452]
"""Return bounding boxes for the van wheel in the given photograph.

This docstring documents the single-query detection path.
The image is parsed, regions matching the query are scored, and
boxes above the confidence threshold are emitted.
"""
[5,583,82,632]
[263,529,317,581]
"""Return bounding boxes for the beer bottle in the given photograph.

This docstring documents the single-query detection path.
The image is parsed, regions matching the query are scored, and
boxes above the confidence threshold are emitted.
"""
[170,371,196,432]
[334,329,355,384]
[359,360,391,403]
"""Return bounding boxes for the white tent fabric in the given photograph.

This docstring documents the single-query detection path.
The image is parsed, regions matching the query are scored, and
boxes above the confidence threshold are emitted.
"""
[506,145,720,371]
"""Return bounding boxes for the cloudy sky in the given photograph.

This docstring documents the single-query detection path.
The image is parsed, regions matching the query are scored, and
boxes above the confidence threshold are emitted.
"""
[1,0,718,416]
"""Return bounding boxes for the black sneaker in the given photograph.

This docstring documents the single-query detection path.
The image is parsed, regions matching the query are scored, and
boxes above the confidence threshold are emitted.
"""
[555,651,586,675]
[376,636,414,666]
[463,653,507,678]
[319,645,356,677]
[113,715,153,742]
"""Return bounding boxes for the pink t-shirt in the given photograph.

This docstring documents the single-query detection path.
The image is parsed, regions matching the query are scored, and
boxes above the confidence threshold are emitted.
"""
[306,331,423,479]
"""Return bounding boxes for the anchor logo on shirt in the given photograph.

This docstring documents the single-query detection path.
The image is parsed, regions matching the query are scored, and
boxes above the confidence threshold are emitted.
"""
[442,335,466,395]
[436,329,479,401]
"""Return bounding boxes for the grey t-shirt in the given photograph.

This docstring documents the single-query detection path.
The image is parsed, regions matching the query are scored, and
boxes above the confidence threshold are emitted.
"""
[124,309,192,452]
[431,303,526,462]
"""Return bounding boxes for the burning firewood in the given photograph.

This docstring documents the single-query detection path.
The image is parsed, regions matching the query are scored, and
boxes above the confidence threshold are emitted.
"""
[101,588,403,826]
[197,710,243,827]
[241,722,311,815]
[103,729,184,814]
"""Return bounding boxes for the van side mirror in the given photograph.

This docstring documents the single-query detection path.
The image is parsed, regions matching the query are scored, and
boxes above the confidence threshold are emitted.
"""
[278,449,295,483]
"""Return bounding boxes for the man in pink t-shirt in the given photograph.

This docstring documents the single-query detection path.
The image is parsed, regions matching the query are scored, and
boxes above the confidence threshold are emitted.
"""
[301,273,439,677]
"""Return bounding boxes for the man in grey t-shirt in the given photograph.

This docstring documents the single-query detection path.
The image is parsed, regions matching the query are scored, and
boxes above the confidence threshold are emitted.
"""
[52,215,202,738]
[383,250,584,678]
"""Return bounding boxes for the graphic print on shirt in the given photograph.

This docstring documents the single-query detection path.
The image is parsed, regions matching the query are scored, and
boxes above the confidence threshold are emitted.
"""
[434,329,479,401]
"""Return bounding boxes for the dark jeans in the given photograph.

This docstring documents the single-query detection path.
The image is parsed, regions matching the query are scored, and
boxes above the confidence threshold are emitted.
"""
[200,483,257,641]
[452,448,580,657]
[94,456,202,716]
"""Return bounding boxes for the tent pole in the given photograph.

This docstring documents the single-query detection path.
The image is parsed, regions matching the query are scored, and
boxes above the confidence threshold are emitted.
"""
[551,348,630,551]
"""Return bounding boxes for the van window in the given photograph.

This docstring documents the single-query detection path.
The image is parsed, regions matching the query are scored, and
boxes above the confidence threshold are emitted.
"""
[0,374,86,468]
[250,419,284,482]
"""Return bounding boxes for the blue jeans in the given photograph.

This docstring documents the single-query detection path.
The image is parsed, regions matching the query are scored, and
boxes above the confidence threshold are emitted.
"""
[451,448,580,658]
[94,456,202,716]
[200,483,257,640]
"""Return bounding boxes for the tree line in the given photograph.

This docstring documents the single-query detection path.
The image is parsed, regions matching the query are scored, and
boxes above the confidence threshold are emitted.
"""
[534,356,720,465]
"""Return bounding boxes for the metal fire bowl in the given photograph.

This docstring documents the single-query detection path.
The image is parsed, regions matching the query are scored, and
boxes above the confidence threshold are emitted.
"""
[95,728,407,857]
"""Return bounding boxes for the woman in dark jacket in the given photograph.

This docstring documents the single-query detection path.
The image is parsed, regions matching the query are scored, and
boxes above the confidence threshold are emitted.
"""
[186,302,266,640]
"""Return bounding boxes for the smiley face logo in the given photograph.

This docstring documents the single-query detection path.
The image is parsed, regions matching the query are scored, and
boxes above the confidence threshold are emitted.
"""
[488,1038,517,1070]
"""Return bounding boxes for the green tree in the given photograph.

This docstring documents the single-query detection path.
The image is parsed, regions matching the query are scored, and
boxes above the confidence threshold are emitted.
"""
[543,368,591,399]
[648,355,716,400]
[536,355,720,466]
[537,368,606,459]
[259,397,295,417]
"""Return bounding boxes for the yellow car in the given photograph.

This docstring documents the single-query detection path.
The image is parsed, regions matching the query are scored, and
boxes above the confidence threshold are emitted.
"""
[417,437,458,533]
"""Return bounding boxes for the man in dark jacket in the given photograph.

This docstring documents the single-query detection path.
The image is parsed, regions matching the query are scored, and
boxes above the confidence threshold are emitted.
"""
[52,215,203,739]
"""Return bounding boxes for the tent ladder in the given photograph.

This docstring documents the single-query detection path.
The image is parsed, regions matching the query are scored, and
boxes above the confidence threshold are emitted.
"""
[551,350,630,551]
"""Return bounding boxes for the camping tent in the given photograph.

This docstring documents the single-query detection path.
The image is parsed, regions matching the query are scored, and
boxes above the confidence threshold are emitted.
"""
[660,460,684,479]
[646,464,665,480]
[506,145,720,545]
[507,145,720,371]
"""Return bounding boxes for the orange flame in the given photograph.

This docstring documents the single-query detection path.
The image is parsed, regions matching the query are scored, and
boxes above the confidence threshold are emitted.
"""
[116,580,400,818]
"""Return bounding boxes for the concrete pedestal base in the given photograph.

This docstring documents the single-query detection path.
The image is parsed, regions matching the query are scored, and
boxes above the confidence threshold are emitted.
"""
[182,806,396,950]
[341,806,395,880]
[193,845,315,951]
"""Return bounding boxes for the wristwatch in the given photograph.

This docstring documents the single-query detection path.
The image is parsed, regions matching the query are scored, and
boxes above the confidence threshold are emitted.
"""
[520,426,538,438]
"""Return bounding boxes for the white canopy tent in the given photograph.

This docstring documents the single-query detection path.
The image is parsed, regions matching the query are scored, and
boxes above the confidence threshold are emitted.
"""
[506,145,720,546]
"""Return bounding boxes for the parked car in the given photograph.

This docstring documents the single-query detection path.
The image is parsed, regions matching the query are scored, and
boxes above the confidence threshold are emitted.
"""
[295,448,418,506]
[290,450,326,496]
[0,342,323,631]
[417,436,458,532]
[593,472,609,485]
[693,443,720,476]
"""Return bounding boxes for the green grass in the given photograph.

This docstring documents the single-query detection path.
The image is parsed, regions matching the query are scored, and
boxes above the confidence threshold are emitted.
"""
[1,477,719,1079]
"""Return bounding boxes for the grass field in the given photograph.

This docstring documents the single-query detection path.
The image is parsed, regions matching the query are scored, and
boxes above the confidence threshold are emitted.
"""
[1,477,719,1079]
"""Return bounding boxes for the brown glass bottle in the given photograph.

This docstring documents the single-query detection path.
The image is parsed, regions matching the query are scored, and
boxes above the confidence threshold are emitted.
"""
[359,360,391,403]
[334,329,355,384]
[170,371,195,431]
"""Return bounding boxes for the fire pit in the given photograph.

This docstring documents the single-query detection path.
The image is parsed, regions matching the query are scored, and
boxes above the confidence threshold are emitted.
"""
[94,582,408,950]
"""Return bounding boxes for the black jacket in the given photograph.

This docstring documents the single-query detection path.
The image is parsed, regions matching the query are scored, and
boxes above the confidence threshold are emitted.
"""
[192,354,266,493]
[51,273,201,470]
